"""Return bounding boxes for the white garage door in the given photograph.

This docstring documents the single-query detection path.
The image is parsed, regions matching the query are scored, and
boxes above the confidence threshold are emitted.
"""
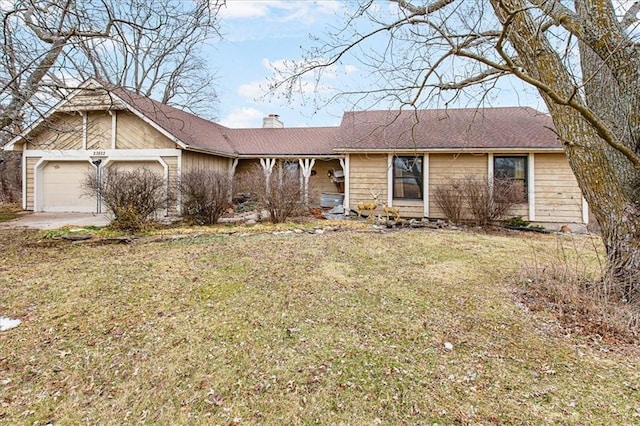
[108,161,164,175]
[41,161,96,212]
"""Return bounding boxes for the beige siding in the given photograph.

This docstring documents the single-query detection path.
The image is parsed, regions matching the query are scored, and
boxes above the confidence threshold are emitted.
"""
[86,111,112,150]
[162,156,180,215]
[308,159,343,206]
[25,157,41,210]
[107,160,164,174]
[535,153,583,223]
[392,199,424,218]
[115,111,175,149]
[235,159,260,176]
[233,159,260,200]
[58,88,125,112]
[348,154,388,212]
[27,113,83,150]
[428,153,488,219]
[182,151,230,173]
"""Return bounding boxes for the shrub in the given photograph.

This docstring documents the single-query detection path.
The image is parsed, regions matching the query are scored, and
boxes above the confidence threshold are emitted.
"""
[84,166,171,231]
[464,175,521,226]
[504,215,530,227]
[433,179,464,224]
[237,163,303,224]
[179,168,232,225]
[434,176,521,226]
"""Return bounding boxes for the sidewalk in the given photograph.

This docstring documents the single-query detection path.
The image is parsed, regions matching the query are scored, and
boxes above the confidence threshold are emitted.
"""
[0,212,110,230]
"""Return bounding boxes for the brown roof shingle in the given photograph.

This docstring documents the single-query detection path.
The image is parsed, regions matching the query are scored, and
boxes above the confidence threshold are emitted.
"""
[336,107,561,151]
[227,127,338,156]
[110,86,236,155]
[99,82,563,156]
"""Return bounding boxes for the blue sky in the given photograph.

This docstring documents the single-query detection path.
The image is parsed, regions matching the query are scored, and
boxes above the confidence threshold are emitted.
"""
[213,0,545,129]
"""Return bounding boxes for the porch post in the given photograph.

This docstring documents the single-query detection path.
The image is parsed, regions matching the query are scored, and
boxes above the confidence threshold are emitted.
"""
[228,158,239,202]
[260,158,276,192]
[528,153,536,221]
[299,158,316,205]
[341,156,349,212]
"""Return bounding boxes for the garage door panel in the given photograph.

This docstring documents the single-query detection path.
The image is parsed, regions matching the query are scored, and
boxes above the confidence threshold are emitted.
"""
[41,161,96,212]
[108,161,164,175]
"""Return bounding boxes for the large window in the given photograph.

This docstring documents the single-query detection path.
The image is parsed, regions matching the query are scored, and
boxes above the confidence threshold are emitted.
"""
[393,156,423,199]
[494,156,527,202]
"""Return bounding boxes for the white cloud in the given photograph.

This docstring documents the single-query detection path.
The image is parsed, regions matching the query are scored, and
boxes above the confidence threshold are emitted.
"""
[219,0,278,19]
[219,107,265,128]
[344,64,358,74]
[237,80,267,101]
[220,0,344,24]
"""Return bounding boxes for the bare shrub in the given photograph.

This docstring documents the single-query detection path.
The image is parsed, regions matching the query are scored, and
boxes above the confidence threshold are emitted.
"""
[464,176,521,226]
[237,163,303,224]
[84,167,171,231]
[433,178,464,224]
[0,152,21,204]
[179,168,231,225]
[519,237,640,342]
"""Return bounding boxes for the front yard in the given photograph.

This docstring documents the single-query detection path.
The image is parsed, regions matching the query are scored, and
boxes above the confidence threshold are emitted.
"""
[0,225,638,424]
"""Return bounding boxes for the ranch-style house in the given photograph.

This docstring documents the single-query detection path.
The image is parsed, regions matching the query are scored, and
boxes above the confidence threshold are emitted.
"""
[3,79,588,227]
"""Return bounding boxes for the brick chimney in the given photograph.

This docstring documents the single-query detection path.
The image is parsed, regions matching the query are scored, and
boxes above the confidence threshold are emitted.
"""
[262,113,284,128]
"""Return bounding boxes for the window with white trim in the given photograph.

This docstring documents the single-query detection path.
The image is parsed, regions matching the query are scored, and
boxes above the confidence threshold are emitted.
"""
[393,156,423,200]
[494,156,527,203]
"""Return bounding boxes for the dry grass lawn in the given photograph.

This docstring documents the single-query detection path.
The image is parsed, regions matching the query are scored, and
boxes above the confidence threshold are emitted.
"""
[1,224,639,425]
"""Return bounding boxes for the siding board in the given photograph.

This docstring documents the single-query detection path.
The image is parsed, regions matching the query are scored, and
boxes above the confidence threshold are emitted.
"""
[27,114,83,150]
[428,153,487,219]
[116,112,175,149]
[86,111,111,150]
[348,154,388,212]
[58,89,125,111]
[25,157,41,210]
[182,151,229,173]
[534,154,583,223]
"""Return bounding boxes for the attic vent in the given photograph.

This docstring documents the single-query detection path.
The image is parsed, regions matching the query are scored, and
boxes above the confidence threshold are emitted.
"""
[262,114,284,128]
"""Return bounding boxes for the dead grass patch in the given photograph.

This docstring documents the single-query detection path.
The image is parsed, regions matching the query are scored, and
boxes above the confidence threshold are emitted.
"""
[1,227,639,424]
[0,203,21,223]
[517,235,640,345]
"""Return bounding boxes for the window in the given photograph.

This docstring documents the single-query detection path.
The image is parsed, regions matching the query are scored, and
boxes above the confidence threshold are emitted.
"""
[393,156,423,199]
[494,156,527,202]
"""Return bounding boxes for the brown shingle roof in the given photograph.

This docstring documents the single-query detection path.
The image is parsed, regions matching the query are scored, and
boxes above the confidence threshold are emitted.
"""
[100,82,562,155]
[109,86,236,155]
[336,107,561,151]
[109,84,338,156]
[227,127,338,156]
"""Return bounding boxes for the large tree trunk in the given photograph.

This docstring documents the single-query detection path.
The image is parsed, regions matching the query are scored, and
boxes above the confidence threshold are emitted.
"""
[490,0,640,300]
[574,1,640,299]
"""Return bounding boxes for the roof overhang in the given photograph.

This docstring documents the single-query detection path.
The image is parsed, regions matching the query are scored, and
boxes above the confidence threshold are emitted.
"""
[182,145,237,158]
[236,153,344,159]
[335,147,565,154]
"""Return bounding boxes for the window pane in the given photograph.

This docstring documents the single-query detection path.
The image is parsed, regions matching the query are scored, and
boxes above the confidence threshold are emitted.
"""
[393,156,423,199]
[494,156,527,203]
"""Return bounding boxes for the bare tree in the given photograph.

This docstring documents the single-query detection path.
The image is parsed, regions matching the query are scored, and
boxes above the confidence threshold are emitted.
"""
[0,0,222,141]
[72,0,222,118]
[273,0,640,299]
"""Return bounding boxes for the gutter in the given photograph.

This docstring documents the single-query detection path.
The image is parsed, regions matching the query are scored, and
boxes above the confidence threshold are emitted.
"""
[333,147,565,154]
[182,145,238,158]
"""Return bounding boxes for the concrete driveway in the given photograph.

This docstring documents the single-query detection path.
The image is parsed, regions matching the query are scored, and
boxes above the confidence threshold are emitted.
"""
[0,212,110,230]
